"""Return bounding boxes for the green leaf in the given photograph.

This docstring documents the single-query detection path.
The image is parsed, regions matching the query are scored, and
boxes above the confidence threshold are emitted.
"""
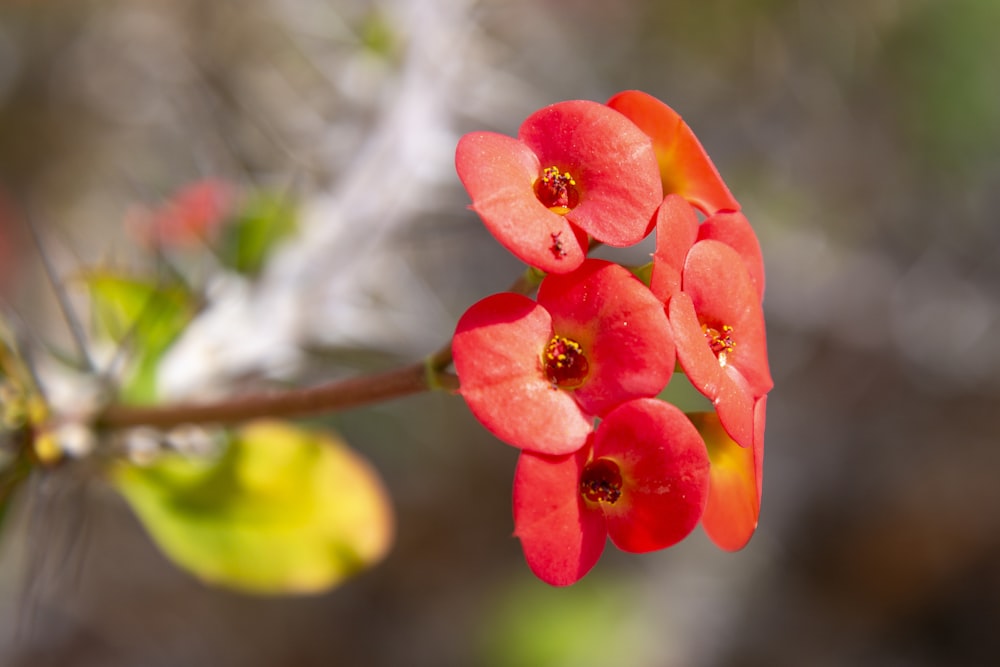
[219,192,297,276]
[112,420,394,595]
[83,274,195,403]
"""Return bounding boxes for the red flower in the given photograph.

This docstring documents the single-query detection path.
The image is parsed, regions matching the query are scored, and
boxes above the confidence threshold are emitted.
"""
[452,260,674,455]
[607,90,739,216]
[129,180,236,249]
[513,398,711,586]
[689,399,766,551]
[649,194,700,304]
[668,240,772,447]
[698,210,766,301]
[650,195,766,304]
[455,100,662,273]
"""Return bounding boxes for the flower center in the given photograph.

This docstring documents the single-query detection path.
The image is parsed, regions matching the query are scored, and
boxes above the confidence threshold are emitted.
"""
[703,323,736,367]
[580,458,622,504]
[535,166,579,214]
[543,335,590,388]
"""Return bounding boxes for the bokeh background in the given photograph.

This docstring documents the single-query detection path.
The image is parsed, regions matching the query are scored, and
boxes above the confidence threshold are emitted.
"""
[1,0,999,665]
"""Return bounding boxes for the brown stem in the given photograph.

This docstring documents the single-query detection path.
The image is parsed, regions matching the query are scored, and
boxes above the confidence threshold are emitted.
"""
[96,343,456,430]
[93,267,535,432]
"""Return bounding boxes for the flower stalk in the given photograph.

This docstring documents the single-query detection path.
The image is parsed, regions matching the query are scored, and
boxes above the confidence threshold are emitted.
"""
[92,265,540,432]
[96,345,456,431]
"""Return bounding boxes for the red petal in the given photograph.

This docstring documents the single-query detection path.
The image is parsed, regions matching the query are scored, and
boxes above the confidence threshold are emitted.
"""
[682,240,772,397]
[453,292,593,454]
[689,411,760,551]
[456,132,587,274]
[519,101,662,247]
[753,395,767,504]
[668,291,756,447]
[650,194,699,303]
[698,210,766,301]
[668,291,726,397]
[714,368,756,447]
[138,179,235,249]
[607,90,739,216]
[513,447,607,586]
[593,399,710,553]
[538,260,675,416]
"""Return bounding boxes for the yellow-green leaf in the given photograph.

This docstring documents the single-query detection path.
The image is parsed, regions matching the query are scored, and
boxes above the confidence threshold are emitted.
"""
[83,273,195,403]
[113,420,394,595]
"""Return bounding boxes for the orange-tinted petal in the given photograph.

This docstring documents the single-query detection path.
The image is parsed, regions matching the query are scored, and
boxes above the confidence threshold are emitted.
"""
[607,90,739,216]
[689,411,760,551]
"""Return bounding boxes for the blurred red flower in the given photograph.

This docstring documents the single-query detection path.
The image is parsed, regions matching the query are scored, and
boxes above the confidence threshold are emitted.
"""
[128,179,236,250]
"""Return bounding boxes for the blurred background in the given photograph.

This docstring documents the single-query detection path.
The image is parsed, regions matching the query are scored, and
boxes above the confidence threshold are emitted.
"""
[1,0,999,665]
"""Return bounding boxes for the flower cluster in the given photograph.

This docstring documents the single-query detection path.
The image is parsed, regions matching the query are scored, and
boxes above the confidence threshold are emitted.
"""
[453,91,772,585]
